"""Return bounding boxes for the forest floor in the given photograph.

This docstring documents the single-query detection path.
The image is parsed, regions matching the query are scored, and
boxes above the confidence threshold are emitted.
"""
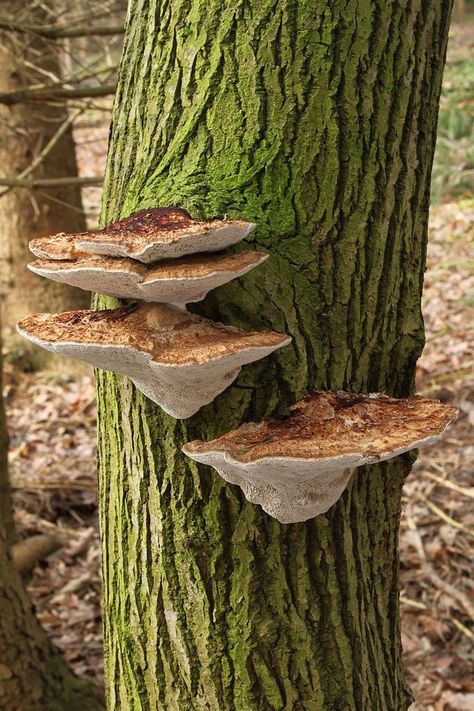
[3,17,473,711]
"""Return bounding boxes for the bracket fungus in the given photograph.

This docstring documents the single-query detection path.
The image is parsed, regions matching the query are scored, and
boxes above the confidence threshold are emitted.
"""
[28,251,269,304]
[17,303,290,419]
[29,207,256,263]
[183,390,458,523]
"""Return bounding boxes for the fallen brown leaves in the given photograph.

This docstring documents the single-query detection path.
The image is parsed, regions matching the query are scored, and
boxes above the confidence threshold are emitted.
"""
[4,368,103,691]
[404,201,474,711]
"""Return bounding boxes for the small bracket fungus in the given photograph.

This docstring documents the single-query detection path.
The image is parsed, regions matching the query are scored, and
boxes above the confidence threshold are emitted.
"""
[29,208,256,263]
[17,303,291,419]
[28,251,268,304]
[183,390,458,523]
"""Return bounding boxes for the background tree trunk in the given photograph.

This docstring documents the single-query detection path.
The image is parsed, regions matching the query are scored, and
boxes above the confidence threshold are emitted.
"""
[96,1,453,708]
[0,0,88,369]
[0,330,103,711]
[0,330,14,548]
[0,513,104,711]
[453,0,465,22]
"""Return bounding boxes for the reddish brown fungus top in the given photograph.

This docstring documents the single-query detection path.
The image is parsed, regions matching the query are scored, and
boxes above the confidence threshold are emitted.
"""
[101,208,192,235]
[17,303,289,366]
[29,208,251,258]
[184,390,458,462]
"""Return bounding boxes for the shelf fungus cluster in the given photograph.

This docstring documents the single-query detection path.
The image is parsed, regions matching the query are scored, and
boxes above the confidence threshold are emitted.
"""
[183,390,458,523]
[18,207,457,523]
[18,208,291,417]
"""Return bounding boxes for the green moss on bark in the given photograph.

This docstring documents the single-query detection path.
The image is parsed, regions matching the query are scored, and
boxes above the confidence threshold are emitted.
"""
[96,1,452,708]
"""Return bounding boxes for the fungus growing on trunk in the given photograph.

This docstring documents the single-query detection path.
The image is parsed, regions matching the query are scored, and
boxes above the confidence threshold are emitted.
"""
[17,303,290,419]
[183,390,458,523]
[29,208,256,263]
[28,251,268,303]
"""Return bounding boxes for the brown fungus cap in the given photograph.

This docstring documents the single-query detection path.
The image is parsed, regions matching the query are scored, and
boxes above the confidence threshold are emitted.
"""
[185,390,457,463]
[29,208,256,263]
[17,303,290,418]
[183,390,458,523]
[28,250,268,304]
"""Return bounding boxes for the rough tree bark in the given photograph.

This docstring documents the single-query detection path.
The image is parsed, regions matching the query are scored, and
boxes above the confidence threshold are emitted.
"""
[0,0,87,369]
[96,1,453,709]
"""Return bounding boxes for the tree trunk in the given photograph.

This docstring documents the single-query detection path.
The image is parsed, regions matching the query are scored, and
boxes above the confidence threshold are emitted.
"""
[453,0,465,22]
[0,338,103,710]
[0,529,104,711]
[0,335,14,548]
[96,1,453,708]
[0,0,88,369]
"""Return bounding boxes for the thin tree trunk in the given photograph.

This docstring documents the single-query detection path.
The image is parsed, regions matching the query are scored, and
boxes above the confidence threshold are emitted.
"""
[0,525,104,710]
[96,1,453,708]
[0,335,103,710]
[453,0,465,22]
[0,330,14,547]
[0,0,88,369]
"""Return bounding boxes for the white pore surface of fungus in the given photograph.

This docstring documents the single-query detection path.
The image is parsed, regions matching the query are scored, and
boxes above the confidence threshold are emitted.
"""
[28,251,268,303]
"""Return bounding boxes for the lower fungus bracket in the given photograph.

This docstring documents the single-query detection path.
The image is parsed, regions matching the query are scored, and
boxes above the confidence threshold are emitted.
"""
[182,390,458,523]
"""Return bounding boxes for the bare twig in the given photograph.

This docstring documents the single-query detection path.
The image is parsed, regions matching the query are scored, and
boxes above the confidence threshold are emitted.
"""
[21,55,118,94]
[405,514,474,620]
[452,618,474,640]
[0,108,83,199]
[420,471,474,500]
[406,486,474,539]
[0,83,116,105]
[10,534,63,575]
[0,19,124,39]
[400,596,427,610]
[0,176,103,188]
[10,477,96,491]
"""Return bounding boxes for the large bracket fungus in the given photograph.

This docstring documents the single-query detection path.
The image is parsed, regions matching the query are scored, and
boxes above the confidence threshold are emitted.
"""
[29,207,256,263]
[17,303,291,419]
[28,251,268,304]
[183,390,458,523]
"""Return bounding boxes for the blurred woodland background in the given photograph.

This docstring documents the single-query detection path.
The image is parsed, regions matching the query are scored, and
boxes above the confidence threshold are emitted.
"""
[0,2,472,710]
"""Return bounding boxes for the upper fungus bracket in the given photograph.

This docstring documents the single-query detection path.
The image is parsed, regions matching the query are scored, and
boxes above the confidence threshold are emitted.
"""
[20,208,292,417]
[29,207,257,263]
[182,390,458,523]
